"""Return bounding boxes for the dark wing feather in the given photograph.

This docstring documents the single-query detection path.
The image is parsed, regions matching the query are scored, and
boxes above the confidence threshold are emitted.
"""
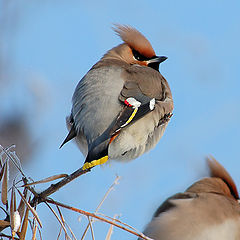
[153,192,198,218]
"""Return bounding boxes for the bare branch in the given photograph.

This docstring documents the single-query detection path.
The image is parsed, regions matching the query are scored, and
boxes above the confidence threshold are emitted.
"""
[15,188,42,228]
[45,198,153,240]
[31,167,91,205]
[64,222,77,240]
[45,202,70,240]
[22,174,68,187]
[81,175,121,240]
[87,216,95,240]
[0,147,148,239]
[0,232,20,239]
[56,206,77,240]
[57,227,63,240]
[0,145,25,177]
[105,214,119,240]
[96,175,121,214]
[32,221,37,240]
[98,212,143,235]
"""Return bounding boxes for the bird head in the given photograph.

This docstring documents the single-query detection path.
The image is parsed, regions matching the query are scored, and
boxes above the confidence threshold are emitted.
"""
[103,24,167,71]
[187,157,239,200]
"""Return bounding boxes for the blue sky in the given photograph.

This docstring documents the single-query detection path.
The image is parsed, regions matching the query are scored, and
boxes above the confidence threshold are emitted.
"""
[1,0,240,239]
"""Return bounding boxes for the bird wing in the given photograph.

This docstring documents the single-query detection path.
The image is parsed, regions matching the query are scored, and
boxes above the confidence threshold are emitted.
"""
[83,102,156,169]
[83,81,157,170]
[153,192,198,218]
[139,192,198,240]
[116,65,173,132]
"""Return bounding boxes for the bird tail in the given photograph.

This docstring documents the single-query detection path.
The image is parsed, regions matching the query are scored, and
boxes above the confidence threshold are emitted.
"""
[82,139,110,170]
[59,124,77,149]
[82,131,119,170]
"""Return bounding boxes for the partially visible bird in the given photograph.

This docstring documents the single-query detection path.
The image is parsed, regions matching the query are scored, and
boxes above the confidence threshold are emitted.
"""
[61,24,173,170]
[140,157,240,240]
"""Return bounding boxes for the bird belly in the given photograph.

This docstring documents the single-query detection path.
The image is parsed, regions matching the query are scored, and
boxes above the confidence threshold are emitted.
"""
[108,109,169,161]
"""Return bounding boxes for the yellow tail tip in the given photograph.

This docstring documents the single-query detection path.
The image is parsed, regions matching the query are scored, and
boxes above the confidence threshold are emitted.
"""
[82,156,109,170]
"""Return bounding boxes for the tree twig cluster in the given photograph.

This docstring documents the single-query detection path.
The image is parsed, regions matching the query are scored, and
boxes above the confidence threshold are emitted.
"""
[0,145,152,240]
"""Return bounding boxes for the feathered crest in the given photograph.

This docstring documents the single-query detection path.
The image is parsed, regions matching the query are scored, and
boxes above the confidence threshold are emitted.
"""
[207,156,239,199]
[113,24,155,58]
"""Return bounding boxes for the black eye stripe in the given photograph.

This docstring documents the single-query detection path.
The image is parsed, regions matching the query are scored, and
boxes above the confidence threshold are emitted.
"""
[132,49,148,61]
[132,49,160,71]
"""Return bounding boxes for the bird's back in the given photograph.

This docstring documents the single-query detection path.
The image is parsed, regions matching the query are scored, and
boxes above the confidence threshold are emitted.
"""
[142,192,240,240]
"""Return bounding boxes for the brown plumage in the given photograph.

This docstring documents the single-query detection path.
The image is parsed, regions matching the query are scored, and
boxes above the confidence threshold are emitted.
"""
[208,156,239,199]
[141,158,240,240]
[113,24,155,58]
[61,24,173,170]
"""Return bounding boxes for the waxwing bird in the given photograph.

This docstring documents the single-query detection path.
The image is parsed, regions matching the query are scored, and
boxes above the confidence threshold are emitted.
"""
[61,24,173,170]
[140,157,240,240]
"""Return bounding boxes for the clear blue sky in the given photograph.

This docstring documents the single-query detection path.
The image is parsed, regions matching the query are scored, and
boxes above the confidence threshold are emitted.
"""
[1,0,240,239]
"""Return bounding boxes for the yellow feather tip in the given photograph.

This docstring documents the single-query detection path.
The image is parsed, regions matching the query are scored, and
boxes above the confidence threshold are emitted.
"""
[82,156,109,170]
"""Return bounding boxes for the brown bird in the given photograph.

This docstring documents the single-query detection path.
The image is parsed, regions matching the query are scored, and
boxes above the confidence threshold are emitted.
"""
[61,25,173,170]
[140,157,240,240]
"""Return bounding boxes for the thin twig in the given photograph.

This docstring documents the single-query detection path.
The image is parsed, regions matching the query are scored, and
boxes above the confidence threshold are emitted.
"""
[0,232,20,239]
[32,220,37,240]
[45,202,70,240]
[81,175,121,240]
[57,226,63,240]
[0,205,9,216]
[56,206,78,240]
[95,175,121,213]
[105,214,119,240]
[65,221,78,240]
[98,212,143,234]
[0,145,25,177]
[31,167,91,205]
[15,187,43,228]
[45,198,153,240]
[0,145,15,159]
[87,216,95,240]
[22,177,41,198]
[37,224,43,240]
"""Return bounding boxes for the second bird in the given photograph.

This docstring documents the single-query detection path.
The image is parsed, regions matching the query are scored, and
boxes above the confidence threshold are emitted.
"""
[61,24,174,170]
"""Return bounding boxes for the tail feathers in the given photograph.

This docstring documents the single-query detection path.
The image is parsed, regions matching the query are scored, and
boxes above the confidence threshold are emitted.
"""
[60,125,77,149]
[82,118,121,170]
[207,156,239,199]
[82,140,110,170]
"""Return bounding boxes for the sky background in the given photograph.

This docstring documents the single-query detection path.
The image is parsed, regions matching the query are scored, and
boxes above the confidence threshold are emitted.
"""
[0,0,240,239]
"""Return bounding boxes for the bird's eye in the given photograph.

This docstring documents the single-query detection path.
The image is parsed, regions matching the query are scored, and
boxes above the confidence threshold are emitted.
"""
[132,49,147,61]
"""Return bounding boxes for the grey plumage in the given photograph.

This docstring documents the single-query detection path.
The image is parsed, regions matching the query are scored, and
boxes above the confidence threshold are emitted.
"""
[61,25,173,169]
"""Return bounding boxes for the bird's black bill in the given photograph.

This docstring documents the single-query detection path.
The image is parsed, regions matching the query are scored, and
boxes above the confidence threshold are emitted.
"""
[156,56,168,63]
[147,56,167,71]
